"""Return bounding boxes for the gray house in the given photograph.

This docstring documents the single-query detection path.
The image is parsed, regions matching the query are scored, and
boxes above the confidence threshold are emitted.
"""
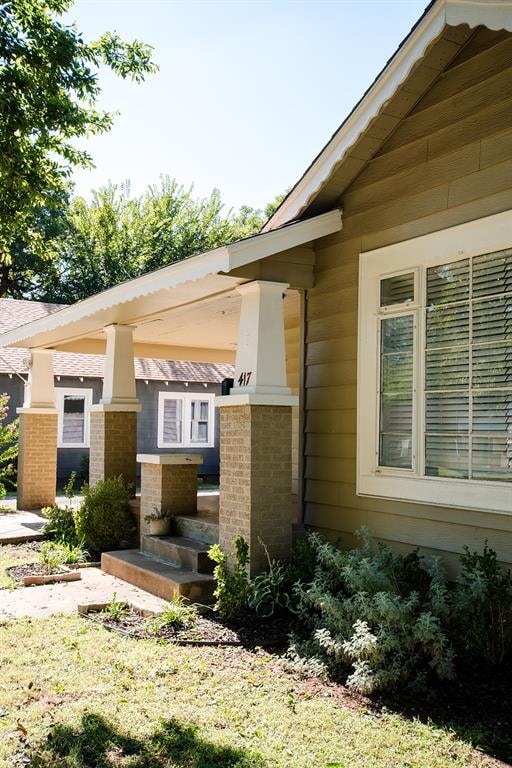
[0,298,233,485]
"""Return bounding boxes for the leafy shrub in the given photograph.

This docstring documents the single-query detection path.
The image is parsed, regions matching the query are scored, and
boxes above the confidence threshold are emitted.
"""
[292,528,454,694]
[0,393,18,499]
[248,541,297,618]
[452,543,512,668]
[74,476,131,556]
[285,536,318,587]
[209,536,250,620]
[153,595,198,631]
[42,504,78,544]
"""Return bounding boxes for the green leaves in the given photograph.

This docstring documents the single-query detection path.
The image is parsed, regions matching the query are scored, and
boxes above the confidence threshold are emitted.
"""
[0,0,157,261]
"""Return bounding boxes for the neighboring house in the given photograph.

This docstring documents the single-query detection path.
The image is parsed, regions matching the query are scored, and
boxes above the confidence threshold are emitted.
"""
[0,298,233,484]
[1,0,511,581]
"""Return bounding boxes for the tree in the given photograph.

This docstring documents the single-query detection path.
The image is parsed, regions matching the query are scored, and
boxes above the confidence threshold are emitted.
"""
[0,394,18,498]
[34,179,285,303]
[0,0,157,263]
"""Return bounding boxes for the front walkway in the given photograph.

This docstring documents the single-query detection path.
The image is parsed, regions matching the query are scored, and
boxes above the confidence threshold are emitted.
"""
[0,509,45,544]
[0,566,165,620]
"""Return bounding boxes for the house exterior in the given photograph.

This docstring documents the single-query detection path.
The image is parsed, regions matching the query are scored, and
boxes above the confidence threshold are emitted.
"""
[0,299,233,484]
[0,0,511,589]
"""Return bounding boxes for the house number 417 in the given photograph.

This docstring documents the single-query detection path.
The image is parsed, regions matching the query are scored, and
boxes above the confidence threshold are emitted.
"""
[237,371,252,386]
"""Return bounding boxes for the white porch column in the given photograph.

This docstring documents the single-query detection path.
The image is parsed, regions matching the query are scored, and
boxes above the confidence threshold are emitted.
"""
[89,325,141,491]
[216,281,299,574]
[17,349,58,510]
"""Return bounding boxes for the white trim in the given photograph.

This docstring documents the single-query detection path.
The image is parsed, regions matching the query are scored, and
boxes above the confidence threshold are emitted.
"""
[0,210,341,351]
[157,391,215,449]
[55,387,93,448]
[357,210,512,515]
[137,453,203,465]
[215,393,299,407]
[264,0,512,231]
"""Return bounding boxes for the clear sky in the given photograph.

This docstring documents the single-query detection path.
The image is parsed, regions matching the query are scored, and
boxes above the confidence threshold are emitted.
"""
[67,0,427,211]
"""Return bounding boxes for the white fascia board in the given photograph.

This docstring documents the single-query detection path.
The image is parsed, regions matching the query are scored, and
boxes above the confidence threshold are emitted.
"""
[264,0,512,232]
[226,208,342,270]
[0,210,341,350]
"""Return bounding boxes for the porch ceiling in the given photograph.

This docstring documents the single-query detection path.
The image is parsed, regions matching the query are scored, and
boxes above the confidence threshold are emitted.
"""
[0,209,341,364]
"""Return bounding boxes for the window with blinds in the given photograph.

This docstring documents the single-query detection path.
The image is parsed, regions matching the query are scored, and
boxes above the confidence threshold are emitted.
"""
[62,395,86,445]
[162,398,183,444]
[425,248,511,482]
[377,248,511,483]
[190,400,209,443]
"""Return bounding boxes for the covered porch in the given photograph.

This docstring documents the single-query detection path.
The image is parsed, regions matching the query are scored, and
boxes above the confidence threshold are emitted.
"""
[0,210,341,597]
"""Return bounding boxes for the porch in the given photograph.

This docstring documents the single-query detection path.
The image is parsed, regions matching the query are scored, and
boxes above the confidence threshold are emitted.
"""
[0,211,341,597]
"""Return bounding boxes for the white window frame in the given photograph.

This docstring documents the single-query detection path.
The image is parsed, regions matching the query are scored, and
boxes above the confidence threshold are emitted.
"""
[357,209,512,515]
[157,391,215,449]
[55,387,93,448]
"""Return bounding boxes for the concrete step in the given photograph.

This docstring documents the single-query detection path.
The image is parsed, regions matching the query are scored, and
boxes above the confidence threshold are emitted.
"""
[101,550,215,604]
[141,535,214,574]
[173,512,219,546]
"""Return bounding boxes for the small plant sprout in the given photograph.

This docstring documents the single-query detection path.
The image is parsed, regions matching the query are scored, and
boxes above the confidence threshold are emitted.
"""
[103,593,130,622]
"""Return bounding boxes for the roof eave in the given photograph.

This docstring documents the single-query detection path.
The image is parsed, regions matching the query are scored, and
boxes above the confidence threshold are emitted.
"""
[263,0,512,232]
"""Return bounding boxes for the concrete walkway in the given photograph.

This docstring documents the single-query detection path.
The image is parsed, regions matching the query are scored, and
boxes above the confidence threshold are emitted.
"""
[0,567,166,620]
[0,509,46,544]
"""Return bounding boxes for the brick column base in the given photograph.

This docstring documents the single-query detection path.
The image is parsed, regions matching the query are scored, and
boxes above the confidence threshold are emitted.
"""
[219,405,292,575]
[89,409,138,492]
[17,410,57,510]
[138,456,201,542]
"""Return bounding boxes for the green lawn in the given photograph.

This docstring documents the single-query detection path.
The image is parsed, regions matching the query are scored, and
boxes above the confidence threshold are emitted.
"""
[0,614,504,768]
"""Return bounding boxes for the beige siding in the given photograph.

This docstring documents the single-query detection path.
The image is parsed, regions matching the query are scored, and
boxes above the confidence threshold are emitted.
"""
[285,291,302,497]
[304,27,512,568]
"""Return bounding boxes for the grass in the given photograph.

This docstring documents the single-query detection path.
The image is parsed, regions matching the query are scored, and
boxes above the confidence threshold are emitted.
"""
[0,542,40,589]
[0,614,503,768]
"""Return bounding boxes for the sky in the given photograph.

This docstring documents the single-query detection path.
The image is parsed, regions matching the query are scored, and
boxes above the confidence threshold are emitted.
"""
[67,0,427,212]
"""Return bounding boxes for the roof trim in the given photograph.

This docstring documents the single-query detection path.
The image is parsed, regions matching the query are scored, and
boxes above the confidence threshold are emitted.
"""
[263,0,512,231]
[0,209,341,350]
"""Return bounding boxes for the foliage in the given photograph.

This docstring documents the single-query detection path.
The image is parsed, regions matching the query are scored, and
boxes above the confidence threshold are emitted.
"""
[102,593,129,622]
[0,394,18,499]
[74,476,131,556]
[292,529,454,694]
[32,181,285,303]
[39,540,87,570]
[285,535,318,587]
[0,0,156,267]
[208,536,250,620]
[248,540,297,618]
[451,543,512,667]
[144,505,172,523]
[152,596,199,631]
[39,541,68,573]
[42,471,79,544]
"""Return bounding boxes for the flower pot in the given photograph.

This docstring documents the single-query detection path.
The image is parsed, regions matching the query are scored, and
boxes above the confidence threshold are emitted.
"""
[147,518,171,536]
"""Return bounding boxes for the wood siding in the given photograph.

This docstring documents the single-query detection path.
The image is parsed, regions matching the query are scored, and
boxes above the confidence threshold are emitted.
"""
[304,27,512,568]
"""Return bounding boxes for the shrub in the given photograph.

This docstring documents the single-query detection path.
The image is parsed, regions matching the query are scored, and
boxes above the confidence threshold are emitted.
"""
[39,541,68,574]
[0,393,18,499]
[102,593,129,622]
[451,543,512,668]
[208,536,250,620]
[292,528,454,694]
[42,504,78,544]
[152,596,198,631]
[74,476,131,556]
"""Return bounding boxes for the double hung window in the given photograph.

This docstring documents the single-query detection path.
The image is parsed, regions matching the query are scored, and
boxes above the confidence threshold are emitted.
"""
[358,211,512,513]
[157,391,215,448]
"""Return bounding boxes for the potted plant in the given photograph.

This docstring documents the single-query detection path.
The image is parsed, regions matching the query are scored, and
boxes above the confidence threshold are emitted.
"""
[144,506,172,536]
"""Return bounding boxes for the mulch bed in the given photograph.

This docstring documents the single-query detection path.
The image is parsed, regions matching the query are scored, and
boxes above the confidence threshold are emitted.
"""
[5,563,57,583]
[85,606,296,647]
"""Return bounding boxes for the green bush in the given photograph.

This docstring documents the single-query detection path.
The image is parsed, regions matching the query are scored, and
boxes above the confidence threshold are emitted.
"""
[292,528,454,694]
[74,476,131,556]
[39,540,88,570]
[0,393,18,499]
[452,543,512,668]
[208,536,250,620]
[42,504,78,544]
[152,596,198,631]
[248,540,297,618]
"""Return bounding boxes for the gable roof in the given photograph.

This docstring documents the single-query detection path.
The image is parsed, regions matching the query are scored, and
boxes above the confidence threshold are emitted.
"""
[264,0,512,231]
[0,299,233,383]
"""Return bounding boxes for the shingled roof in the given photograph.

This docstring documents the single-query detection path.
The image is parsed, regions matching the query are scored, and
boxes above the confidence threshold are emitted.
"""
[0,298,233,383]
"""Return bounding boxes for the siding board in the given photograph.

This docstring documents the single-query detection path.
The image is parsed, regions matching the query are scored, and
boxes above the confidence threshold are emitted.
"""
[304,29,512,565]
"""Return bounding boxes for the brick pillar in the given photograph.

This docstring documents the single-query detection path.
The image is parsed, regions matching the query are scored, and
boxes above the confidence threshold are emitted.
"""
[89,408,138,492]
[138,454,202,541]
[219,404,292,575]
[17,410,58,510]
